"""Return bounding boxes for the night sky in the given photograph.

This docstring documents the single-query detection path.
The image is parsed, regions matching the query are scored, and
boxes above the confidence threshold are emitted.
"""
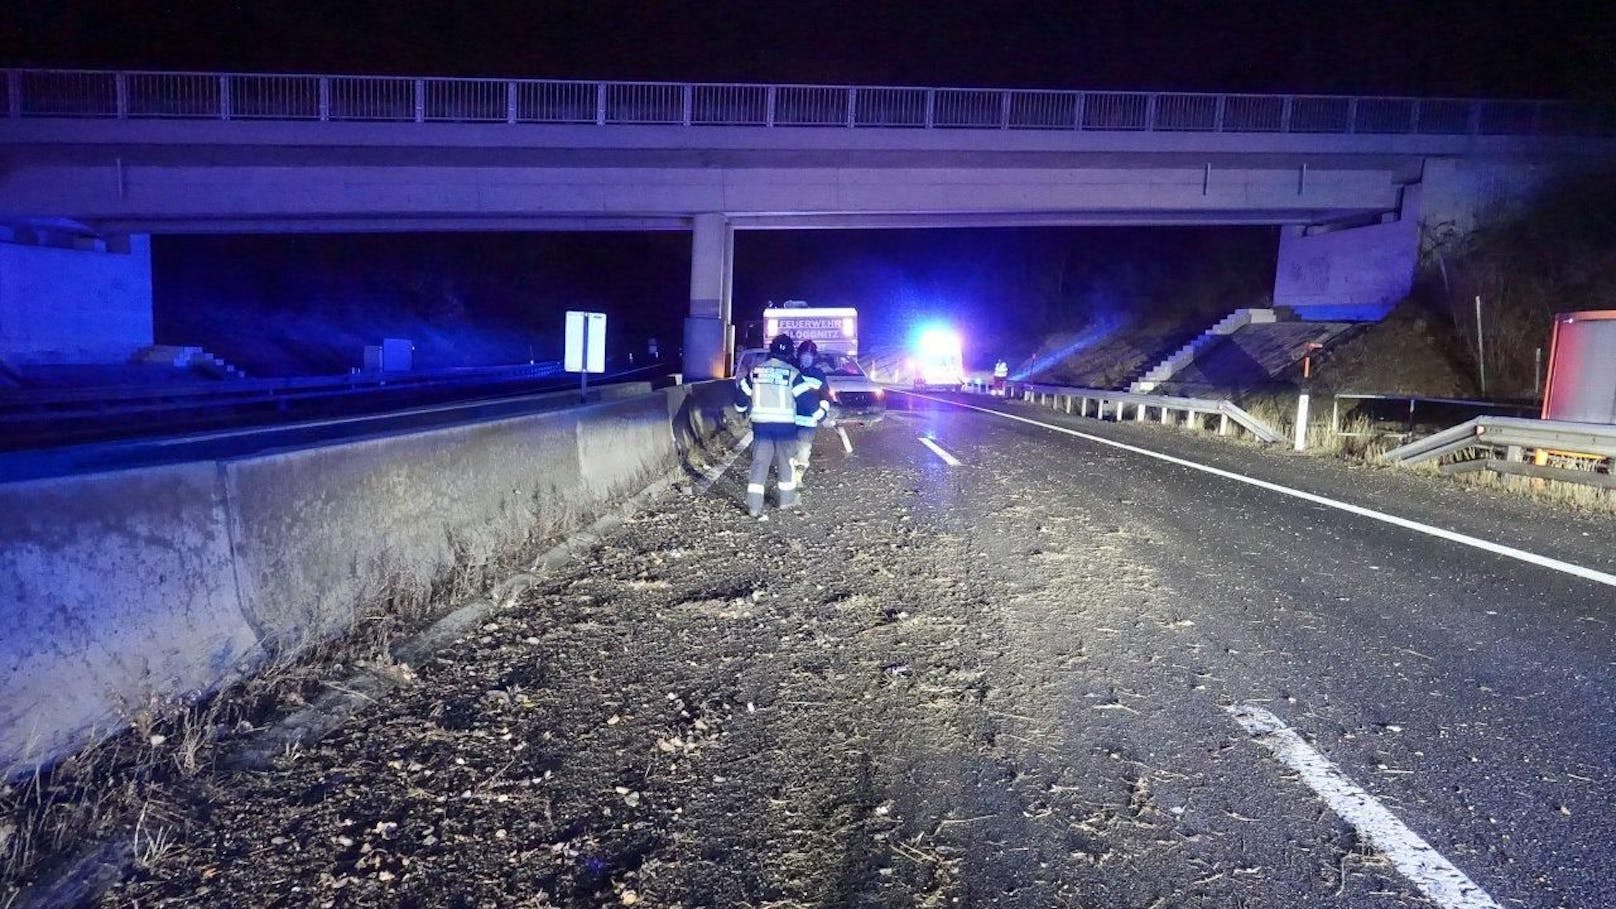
[6,1,1613,98]
[8,1,1611,374]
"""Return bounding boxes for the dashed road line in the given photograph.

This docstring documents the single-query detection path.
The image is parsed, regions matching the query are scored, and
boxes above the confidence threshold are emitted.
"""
[837,426,853,453]
[906,392,1616,590]
[1227,704,1501,909]
[917,436,963,466]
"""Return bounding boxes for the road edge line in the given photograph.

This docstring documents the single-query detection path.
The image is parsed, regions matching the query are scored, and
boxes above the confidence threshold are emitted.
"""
[693,430,753,495]
[904,392,1616,589]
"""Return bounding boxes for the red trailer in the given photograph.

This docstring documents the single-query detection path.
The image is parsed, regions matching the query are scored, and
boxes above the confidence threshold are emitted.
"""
[1541,310,1616,425]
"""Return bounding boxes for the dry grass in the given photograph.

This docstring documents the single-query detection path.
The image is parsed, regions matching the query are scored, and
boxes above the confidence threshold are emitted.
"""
[1447,463,1616,517]
[0,505,586,900]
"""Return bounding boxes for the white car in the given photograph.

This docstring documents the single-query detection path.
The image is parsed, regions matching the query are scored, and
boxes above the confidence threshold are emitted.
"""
[820,353,886,423]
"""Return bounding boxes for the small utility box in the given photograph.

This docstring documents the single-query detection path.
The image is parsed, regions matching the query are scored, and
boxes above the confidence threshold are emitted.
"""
[363,337,414,372]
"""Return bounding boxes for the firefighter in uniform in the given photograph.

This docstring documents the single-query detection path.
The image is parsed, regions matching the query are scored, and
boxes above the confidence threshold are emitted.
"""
[734,334,813,519]
[791,339,833,489]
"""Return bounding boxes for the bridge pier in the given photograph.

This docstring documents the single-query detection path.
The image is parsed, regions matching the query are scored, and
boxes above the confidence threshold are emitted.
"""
[683,213,734,380]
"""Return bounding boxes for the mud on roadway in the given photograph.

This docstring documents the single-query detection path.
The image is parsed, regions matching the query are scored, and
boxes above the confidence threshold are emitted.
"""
[104,404,1420,908]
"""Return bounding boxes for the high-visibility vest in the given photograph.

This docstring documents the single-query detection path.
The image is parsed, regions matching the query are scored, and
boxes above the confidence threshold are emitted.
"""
[994,361,1008,378]
[742,357,800,425]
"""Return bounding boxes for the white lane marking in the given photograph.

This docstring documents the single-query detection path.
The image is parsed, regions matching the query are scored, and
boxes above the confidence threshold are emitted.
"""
[905,392,1616,590]
[918,436,963,467]
[693,430,753,495]
[1228,704,1500,909]
[837,426,853,453]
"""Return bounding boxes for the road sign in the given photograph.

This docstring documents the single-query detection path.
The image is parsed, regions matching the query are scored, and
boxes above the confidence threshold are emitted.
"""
[565,311,606,374]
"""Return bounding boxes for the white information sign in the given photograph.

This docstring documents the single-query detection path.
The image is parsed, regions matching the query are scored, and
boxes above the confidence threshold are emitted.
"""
[565,311,607,374]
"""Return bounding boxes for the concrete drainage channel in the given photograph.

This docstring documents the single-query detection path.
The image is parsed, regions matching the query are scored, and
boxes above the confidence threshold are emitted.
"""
[0,381,741,783]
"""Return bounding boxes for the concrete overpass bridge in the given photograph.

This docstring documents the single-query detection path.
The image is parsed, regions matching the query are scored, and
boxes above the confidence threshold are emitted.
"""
[2,68,1613,375]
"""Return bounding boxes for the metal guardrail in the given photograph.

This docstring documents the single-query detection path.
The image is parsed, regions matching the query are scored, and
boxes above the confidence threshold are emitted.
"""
[976,380,1284,444]
[1329,392,1541,441]
[4,68,1611,137]
[0,361,671,451]
[1,361,564,418]
[1382,416,1616,465]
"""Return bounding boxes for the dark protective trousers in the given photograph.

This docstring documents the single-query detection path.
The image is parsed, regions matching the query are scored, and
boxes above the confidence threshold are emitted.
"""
[746,435,799,514]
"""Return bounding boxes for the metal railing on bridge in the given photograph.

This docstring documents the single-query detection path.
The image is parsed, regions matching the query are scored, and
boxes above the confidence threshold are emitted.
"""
[4,68,1611,137]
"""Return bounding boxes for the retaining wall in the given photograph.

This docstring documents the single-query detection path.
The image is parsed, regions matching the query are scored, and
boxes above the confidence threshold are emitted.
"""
[0,381,737,777]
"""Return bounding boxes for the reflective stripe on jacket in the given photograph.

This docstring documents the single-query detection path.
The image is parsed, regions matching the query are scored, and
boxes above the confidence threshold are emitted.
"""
[746,357,802,425]
[793,367,831,427]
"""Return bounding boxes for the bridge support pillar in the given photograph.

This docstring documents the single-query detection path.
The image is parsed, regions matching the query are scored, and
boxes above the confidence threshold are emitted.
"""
[683,213,734,380]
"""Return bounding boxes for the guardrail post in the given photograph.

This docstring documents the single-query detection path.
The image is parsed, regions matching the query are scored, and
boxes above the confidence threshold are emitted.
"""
[1160,406,1170,425]
[413,79,425,122]
[1219,413,1230,436]
[1135,403,1146,422]
[1214,94,1226,131]
[1346,97,1357,133]
[115,72,128,119]
[1145,92,1158,130]
[846,87,857,127]
[7,71,21,118]
[1080,397,1089,417]
[595,83,607,125]
[681,84,693,126]
[765,85,776,126]
[1073,91,1085,131]
[924,88,935,128]
[218,75,232,120]
[1280,95,1293,132]
[318,77,331,121]
[1000,90,1012,128]
[505,81,517,123]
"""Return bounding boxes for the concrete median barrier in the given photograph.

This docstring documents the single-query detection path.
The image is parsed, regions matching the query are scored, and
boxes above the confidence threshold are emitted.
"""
[0,462,260,775]
[0,382,738,778]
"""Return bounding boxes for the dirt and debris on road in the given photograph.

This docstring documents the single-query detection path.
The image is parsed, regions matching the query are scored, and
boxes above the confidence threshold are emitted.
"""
[88,407,1415,899]
[92,410,1417,908]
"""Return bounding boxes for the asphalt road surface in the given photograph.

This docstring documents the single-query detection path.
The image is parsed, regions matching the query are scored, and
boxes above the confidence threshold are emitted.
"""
[105,392,1615,908]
